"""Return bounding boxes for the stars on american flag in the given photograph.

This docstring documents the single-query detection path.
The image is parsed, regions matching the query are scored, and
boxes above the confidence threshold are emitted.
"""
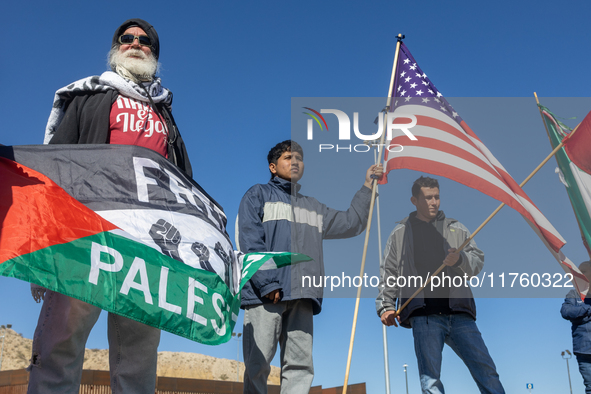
[390,43,462,124]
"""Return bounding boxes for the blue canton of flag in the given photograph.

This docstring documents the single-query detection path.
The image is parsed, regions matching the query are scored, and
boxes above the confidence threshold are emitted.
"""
[391,43,462,124]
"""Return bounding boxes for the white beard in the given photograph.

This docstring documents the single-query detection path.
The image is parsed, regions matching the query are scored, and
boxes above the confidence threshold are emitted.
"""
[108,47,159,82]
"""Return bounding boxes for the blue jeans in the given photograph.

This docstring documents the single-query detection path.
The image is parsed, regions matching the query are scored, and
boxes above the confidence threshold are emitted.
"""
[27,290,161,394]
[576,353,591,393]
[409,314,504,394]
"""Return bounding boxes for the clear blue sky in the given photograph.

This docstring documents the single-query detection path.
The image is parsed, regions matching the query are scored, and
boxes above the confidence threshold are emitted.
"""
[1,1,591,393]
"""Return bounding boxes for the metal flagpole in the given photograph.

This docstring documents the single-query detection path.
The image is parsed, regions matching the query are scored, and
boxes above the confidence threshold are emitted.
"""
[394,104,584,317]
[342,33,404,394]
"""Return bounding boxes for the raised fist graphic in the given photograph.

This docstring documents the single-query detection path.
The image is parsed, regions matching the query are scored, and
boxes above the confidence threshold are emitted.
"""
[149,219,183,262]
[191,241,214,272]
[214,241,232,287]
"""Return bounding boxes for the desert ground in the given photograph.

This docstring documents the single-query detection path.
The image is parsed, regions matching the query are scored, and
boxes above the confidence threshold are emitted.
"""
[0,328,279,384]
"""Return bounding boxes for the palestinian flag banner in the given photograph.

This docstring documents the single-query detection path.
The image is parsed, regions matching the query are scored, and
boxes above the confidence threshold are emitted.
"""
[0,144,309,345]
[540,105,591,258]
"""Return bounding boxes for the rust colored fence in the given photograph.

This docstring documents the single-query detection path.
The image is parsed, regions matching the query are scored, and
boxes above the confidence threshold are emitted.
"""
[0,369,27,394]
[0,369,365,394]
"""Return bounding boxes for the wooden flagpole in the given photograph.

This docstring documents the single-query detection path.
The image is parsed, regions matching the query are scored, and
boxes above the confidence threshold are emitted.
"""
[394,95,583,318]
[342,33,404,394]
[374,148,391,394]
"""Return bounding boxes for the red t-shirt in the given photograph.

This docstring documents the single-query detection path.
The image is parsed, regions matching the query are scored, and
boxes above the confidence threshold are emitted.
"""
[109,95,168,158]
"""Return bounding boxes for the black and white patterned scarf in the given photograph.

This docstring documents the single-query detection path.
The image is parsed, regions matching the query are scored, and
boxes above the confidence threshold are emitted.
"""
[44,71,172,144]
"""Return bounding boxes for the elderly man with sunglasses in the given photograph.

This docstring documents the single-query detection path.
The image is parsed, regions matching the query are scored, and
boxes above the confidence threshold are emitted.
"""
[27,19,192,394]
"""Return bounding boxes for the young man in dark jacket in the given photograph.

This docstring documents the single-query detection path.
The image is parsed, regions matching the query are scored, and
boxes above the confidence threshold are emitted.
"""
[561,261,591,393]
[376,176,504,394]
[237,140,381,393]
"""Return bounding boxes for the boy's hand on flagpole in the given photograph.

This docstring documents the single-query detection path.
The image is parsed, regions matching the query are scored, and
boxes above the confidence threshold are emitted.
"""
[364,164,384,189]
[380,310,399,327]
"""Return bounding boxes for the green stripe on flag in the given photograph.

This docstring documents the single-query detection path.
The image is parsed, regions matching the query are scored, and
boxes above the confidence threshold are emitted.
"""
[541,105,591,255]
[0,231,309,345]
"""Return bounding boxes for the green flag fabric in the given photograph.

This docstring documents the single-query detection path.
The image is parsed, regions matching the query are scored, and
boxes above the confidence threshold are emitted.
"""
[0,145,310,345]
[539,105,591,258]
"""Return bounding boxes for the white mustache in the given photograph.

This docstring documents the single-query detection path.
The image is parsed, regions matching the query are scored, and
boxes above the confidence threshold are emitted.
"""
[124,49,147,60]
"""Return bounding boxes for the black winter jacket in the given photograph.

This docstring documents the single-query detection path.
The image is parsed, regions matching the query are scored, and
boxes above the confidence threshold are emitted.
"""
[48,89,192,177]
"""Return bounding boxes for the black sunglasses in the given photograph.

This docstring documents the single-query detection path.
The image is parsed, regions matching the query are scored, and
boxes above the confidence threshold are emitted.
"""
[118,34,152,47]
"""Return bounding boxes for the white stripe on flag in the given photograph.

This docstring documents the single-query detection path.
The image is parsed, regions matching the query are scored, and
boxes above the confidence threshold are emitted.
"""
[572,162,591,216]
[259,258,279,270]
[389,105,507,173]
[386,113,565,251]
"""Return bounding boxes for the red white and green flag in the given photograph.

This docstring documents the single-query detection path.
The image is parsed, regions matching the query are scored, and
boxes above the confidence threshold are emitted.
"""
[540,105,591,258]
[0,144,309,345]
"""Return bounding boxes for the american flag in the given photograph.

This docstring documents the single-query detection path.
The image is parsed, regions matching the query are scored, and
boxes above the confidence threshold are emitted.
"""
[379,42,587,295]
[390,43,459,120]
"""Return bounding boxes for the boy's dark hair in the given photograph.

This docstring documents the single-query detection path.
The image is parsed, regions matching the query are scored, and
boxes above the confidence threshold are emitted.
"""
[412,176,439,198]
[267,140,304,179]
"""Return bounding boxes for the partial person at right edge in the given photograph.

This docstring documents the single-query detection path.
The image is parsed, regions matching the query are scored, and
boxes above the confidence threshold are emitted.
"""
[561,260,591,394]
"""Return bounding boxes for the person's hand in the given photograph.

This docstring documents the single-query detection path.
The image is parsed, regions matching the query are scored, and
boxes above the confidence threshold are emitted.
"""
[265,289,281,304]
[31,284,46,303]
[443,248,461,266]
[380,310,400,327]
[364,164,384,189]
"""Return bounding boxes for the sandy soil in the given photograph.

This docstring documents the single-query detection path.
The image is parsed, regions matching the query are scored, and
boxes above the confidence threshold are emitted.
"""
[0,328,279,384]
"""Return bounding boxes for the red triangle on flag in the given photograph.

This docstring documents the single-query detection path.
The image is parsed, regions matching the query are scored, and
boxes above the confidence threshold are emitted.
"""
[0,157,118,264]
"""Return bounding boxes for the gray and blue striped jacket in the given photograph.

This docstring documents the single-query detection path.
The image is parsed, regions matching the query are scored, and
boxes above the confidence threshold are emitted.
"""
[237,176,372,315]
